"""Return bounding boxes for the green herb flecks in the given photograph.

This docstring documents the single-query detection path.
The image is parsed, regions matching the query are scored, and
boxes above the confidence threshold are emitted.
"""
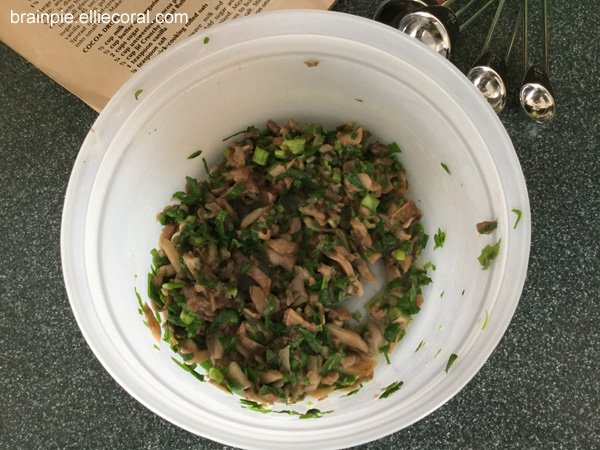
[434,348,442,358]
[512,209,522,229]
[239,400,333,419]
[415,340,425,352]
[171,357,205,382]
[342,385,363,397]
[445,353,458,373]
[389,141,402,153]
[433,228,446,250]
[440,291,444,298]
[478,239,501,270]
[379,381,404,399]
[441,162,450,174]
[134,89,143,100]
[188,150,202,159]
[424,261,436,271]
[481,310,489,330]
[477,220,498,235]
[203,36,210,44]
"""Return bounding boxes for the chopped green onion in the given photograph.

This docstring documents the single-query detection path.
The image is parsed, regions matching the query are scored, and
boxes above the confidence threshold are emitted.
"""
[134,89,143,100]
[445,353,458,373]
[361,194,380,212]
[162,282,184,290]
[180,310,195,325]
[331,171,341,184]
[252,147,269,165]
[441,162,450,174]
[208,367,224,384]
[388,141,402,153]
[188,235,204,247]
[274,149,286,159]
[227,184,245,200]
[394,249,406,260]
[188,150,202,159]
[512,209,522,229]
[281,137,306,154]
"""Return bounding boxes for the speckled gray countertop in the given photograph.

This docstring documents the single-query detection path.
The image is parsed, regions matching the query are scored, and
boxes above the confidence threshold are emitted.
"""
[1,0,598,448]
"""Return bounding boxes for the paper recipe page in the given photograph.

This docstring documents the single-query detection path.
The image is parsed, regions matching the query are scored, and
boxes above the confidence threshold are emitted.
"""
[1,0,336,111]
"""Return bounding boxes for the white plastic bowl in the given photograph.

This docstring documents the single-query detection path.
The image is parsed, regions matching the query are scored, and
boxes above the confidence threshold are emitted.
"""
[62,10,530,449]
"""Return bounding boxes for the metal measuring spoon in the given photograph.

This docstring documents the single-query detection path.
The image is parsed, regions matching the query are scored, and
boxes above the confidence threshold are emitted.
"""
[373,0,436,29]
[467,0,522,113]
[520,0,555,122]
[397,0,497,59]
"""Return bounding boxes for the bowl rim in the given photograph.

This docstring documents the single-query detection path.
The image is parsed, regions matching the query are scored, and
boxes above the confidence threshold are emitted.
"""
[61,10,531,449]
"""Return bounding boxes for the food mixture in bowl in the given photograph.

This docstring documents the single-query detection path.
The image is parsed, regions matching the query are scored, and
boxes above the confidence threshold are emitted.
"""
[141,119,431,404]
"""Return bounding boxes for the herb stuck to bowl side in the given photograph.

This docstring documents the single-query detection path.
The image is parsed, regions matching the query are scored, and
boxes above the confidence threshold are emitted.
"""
[140,119,431,405]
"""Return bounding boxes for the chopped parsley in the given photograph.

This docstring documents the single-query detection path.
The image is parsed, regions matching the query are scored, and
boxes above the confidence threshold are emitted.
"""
[188,150,203,159]
[441,162,450,174]
[379,381,403,399]
[512,209,522,229]
[171,357,205,382]
[445,353,458,373]
[433,228,446,249]
[342,385,363,397]
[388,141,402,153]
[203,36,210,44]
[477,220,498,234]
[477,239,501,270]
[134,89,143,100]
[239,400,333,419]
[440,291,444,298]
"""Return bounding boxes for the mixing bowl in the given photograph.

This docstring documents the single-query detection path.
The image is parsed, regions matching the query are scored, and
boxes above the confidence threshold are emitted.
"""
[61,10,530,449]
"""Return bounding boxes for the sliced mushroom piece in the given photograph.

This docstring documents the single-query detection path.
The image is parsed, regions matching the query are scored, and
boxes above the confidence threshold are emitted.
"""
[265,238,299,256]
[305,370,321,393]
[258,370,283,384]
[181,339,210,365]
[240,207,266,229]
[336,126,363,146]
[182,252,201,280]
[283,308,318,334]
[320,372,340,386]
[236,322,267,354]
[247,265,271,293]
[230,166,252,183]
[249,286,269,315]
[328,308,351,322]
[226,144,247,169]
[339,356,377,380]
[299,206,328,227]
[354,257,376,283]
[265,248,296,272]
[206,333,225,364]
[266,119,281,136]
[158,237,181,272]
[143,303,161,343]
[350,217,372,248]
[325,324,369,354]
[325,247,355,278]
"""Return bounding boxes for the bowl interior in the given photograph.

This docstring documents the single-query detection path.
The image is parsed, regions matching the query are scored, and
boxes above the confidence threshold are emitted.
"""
[63,11,530,450]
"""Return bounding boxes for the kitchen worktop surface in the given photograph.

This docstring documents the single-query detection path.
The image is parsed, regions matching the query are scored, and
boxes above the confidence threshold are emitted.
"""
[1,0,598,448]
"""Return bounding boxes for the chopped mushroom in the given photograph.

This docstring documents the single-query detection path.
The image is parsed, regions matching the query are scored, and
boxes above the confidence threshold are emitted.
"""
[324,246,355,278]
[143,303,161,343]
[326,324,369,353]
[144,120,430,404]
